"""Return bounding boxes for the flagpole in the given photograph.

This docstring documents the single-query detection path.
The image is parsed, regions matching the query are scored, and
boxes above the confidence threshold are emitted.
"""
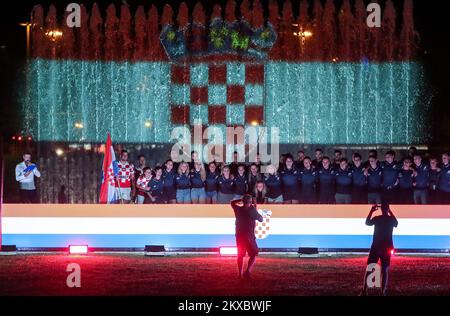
[101,132,124,205]
[116,173,124,205]
[0,135,4,250]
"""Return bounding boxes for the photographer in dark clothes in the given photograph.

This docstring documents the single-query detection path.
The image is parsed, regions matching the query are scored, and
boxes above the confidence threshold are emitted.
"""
[362,202,398,296]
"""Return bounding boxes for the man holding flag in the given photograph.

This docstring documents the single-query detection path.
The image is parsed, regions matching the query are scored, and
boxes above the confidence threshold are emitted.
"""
[115,150,135,204]
[100,133,122,204]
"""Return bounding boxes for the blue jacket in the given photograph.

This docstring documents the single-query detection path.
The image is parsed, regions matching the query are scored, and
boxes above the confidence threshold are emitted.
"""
[205,171,219,192]
[234,174,248,195]
[413,164,429,190]
[334,168,353,194]
[351,165,367,188]
[265,174,283,198]
[189,170,205,189]
[381,161,400,189]
[162,169,176,189]
[299,168,318,188]
[398,169,414,189]
[218,176,235,194]
[367,166,382,193]
[280,168,299,190]
[438,163,450,192]
[175,173,191,190]
[149,178,164,197]
[318,167,335,188]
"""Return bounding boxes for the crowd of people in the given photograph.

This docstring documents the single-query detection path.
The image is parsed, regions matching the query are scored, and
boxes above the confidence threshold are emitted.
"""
[112,147,450,205]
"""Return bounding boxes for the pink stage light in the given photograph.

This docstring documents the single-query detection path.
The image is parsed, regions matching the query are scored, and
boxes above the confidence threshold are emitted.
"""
[219,247,238,256]
[390,249,395,256]
[69,245,89,255]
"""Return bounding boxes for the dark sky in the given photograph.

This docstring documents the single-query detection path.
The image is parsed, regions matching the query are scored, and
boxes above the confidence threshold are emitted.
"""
[0,0,449,147]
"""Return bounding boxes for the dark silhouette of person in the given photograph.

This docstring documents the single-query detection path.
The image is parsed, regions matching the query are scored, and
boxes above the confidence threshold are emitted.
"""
[231,195,263,279]
[362,202,398,296]
[58,185,68,204]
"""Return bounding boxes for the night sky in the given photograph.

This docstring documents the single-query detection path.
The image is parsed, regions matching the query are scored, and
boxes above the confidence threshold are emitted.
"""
[0,0,448,147]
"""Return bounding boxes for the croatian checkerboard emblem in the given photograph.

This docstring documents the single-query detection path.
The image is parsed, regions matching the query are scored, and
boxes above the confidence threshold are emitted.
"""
[162,19,275,142]
[169,62,265,132]
[255,209,272,239]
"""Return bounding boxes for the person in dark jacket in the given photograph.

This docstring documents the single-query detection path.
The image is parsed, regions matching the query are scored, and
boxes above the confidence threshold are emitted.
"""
[231,195,263,279]
[412,154,429,204]
[147,167,165,204]
[234,164,248,200]
[312,149,324,170]
[318,157,335,204]
[365,155,383,205]
[333,150,343,170]
[380,151,400,204]
[334,158,353,204]
[351,153,367,204]
[264,164,283,203]
[362,203,398,296]
[428,158,441,204]
[175,162,191,204]
[248,163,263,195]
[205,162,219,204]
[190,161,206,204]
[162,159,177,204]
[299,157,318,204]
[295,150,306,170]
[437,153,450,204]
[280,156,299,204]
[397,157,414,204]
[217,165,235,204]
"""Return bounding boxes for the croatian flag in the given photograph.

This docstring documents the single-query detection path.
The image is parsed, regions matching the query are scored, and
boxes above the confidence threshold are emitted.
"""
[99,133,118,204]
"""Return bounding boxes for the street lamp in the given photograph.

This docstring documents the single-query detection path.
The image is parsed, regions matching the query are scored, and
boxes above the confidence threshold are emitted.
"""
[19,22,32,59]
[74,122,84,129]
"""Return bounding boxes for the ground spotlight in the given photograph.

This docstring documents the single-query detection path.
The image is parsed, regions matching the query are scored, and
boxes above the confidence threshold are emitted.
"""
[0,245,17,256]
[219,247,238,256]
[69,245,89,255]
[298,247,319,257]
[144,245,166,256]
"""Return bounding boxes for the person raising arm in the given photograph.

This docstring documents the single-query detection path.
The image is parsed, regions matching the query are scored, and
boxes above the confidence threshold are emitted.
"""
[362,203,398,296]
[231,195,263,280]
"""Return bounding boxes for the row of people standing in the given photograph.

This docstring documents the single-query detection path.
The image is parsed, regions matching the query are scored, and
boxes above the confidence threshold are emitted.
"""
[131,150,450,205]
[136,159,257,204]
[269,151,450,205]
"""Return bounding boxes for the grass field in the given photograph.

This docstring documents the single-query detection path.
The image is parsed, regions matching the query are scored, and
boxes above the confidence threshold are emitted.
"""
[0,254,449,296]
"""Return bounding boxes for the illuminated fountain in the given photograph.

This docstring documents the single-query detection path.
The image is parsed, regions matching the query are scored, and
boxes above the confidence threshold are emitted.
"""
[20,0,429,145]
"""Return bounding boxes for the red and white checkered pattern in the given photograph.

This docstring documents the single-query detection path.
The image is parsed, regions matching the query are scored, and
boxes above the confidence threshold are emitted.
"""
[170,62,264,128]
[255,209,272,240]
[115,161,135,188]
[136,175,151,196]
[107,167,115,187]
